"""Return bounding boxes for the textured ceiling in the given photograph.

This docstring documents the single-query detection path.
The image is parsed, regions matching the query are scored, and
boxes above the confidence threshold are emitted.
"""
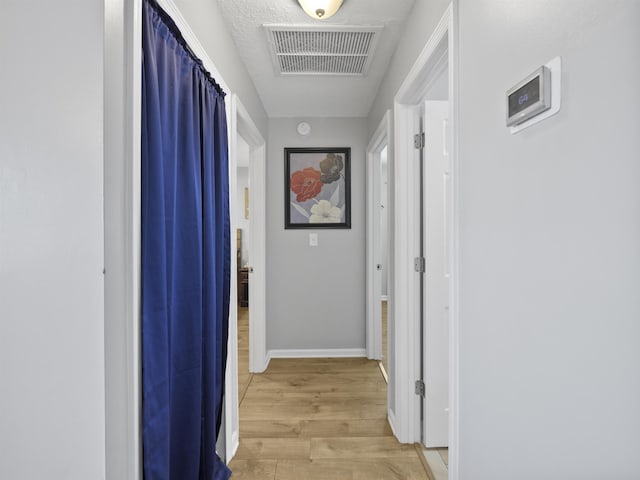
[215,0,416,118]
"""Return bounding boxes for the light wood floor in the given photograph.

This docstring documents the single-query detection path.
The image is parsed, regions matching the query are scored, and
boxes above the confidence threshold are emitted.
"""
[229,307,429,479]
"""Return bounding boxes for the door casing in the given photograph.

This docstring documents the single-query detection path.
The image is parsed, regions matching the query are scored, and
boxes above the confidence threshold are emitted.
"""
[366,110,392,361]
[391,3,459,478]
[225,94,266,462]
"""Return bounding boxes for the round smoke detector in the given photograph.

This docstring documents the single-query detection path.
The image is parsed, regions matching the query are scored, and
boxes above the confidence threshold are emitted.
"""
[297,121,311,136]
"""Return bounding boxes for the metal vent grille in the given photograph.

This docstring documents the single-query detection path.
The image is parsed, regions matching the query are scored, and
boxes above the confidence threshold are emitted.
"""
[264,25,382,76]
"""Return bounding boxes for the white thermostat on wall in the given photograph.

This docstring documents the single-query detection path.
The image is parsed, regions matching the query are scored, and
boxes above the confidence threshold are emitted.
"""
[506,66,551,126]
[506,57,562,134]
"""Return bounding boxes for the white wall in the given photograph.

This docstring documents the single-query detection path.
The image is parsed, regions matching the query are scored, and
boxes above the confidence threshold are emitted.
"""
[173,0,268,138]
[367,0,451,137]
[266,118,367,352]
[457,1,640,478]
[0,2,106,479]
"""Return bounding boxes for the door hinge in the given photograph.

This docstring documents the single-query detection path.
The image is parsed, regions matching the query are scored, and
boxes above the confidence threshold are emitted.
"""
[414,257,425,273]
[415,379,425,397]
[414,132,425,149]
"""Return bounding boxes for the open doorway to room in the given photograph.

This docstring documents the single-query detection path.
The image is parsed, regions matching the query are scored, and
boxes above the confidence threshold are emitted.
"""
[392,5,457,479]
[235,135,252,405]
[379,146,390,380]
[223,94,267,462]
[366,110,392,373]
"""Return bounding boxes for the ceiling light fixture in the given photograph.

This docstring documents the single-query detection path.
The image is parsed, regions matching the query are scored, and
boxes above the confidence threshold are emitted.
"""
[297,0,344,20]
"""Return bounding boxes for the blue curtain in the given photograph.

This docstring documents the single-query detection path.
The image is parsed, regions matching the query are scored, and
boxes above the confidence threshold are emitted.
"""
[141,1,231,479]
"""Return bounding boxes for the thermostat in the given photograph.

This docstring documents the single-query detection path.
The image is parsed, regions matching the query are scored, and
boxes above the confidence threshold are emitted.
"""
[506,66,551,126]
[507,57,562,134]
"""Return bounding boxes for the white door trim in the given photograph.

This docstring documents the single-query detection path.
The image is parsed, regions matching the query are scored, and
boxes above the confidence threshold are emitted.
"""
[105,0,261,476]
[229,95,268,374]
[366,110,391,360]
[225,94,267,462]
[104,0,143,477]
[392,4,459,478]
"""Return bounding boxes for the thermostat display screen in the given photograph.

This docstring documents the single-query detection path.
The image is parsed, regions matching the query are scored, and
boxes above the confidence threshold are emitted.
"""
[506,66,551,127]
[508,77,540,118]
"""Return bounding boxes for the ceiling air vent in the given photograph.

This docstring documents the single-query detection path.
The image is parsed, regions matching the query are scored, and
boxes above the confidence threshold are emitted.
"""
[264,25,383,76]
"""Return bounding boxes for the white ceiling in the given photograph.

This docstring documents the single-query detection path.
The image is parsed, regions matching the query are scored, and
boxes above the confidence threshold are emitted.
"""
[215,0,416,118]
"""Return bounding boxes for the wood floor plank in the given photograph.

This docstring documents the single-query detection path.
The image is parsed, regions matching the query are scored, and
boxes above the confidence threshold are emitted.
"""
[310,436,417,459]
[248,373,386,392]
[234,438,311,460]
[240,419,393,438]
[239,401,387,421]
[226,459,276,480]
[275,458,428,480]
[242,389,386,403]
[240,419,303,438]
[241,394,386,407]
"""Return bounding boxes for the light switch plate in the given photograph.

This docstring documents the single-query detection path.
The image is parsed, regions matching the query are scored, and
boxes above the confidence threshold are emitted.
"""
[309,233,318,247]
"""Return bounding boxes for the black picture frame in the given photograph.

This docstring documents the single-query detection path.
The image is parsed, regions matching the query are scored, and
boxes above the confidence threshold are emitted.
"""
[284,147,351,229]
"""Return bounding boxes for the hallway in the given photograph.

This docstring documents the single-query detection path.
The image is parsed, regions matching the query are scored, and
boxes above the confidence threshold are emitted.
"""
[229,308,429,479]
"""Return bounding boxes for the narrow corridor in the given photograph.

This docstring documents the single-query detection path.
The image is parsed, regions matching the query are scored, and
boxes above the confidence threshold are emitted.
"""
[229,308,429,479]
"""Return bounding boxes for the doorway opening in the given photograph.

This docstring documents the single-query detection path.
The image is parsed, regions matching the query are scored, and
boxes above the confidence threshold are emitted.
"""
[224,94,267,462]
[235,135,252,407]
[366,110,392,369]
[392,4,458,479]
[379,146,390,380]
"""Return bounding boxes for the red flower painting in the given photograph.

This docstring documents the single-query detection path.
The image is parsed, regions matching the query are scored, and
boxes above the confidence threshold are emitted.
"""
[290,167,322,202]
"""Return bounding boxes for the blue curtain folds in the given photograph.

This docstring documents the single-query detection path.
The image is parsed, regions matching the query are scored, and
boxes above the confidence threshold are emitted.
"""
[141,1,231,478]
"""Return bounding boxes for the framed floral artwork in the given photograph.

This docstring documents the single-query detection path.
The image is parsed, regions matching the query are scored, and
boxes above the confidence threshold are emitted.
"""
[284,147,351,229]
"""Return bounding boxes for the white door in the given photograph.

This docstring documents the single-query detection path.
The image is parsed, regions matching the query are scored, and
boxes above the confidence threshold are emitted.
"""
[423,100,449,447]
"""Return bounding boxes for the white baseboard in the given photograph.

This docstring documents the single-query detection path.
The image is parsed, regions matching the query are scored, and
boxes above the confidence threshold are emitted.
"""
[388,409,399,439]
[226,432,239,463]
[268,348,367,359]
[250,350,271,373]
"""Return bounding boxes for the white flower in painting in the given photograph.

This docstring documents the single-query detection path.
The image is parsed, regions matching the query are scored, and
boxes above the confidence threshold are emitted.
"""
[309,200,342,223]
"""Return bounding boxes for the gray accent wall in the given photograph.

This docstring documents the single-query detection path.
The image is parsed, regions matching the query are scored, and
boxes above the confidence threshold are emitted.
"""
[266,118,368,352]
[457,1,640,478]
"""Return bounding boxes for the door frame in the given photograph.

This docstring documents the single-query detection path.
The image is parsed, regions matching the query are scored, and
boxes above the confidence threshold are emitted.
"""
[366,110,392,361]
[104,0,266,476]
[104,0,144,477]
[224,94,267,461]
[392,3,459,478]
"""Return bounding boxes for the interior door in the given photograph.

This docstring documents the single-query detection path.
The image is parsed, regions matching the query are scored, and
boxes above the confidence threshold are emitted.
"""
[423,100,449,447]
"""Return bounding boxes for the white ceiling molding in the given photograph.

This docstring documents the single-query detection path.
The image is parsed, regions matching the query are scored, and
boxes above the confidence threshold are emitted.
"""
[264,24,383,76]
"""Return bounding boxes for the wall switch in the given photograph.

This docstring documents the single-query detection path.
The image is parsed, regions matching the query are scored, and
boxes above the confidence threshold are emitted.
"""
[309,233,318,247]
